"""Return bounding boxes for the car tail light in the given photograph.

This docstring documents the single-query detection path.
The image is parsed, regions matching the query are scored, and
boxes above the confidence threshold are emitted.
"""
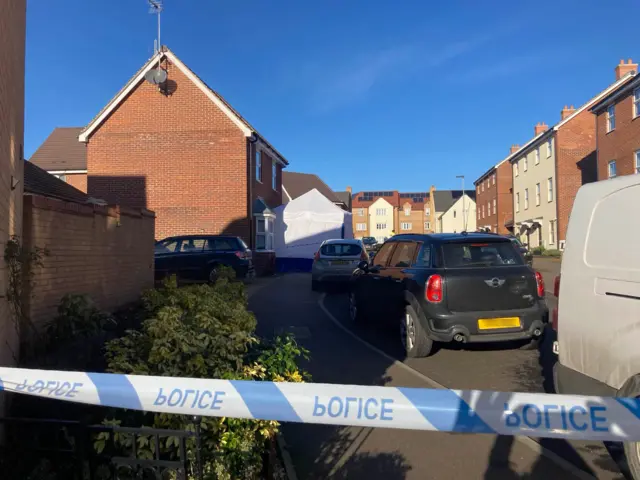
[535,271,545,298]
[425,274,443,303]
[553,274,560,297]
[552,274,560,331]
[235,250,251,259]
[314,251,320,261]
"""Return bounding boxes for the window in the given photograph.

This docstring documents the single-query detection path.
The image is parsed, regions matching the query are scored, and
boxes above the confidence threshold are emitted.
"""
[481,205,485,218]
[534,148,539,165]
[404,206,411,216]
[441,242,523,268]
[481,183,484,192]
[372,243,395,267]
[486,201,490,216]
[205,237,237,251]
[547,177,553,202]
[356,223,367,231]
[376,208,387,216]
[635,150,640,174]
[320,243,362,257]
[357,208,365,216]
[256,150,262,182]
[514,162,519,177]
[547,138,553,157]
[608,160,617,178]
[492,198,496,215]
[634,88,640,118]
[180,238,205,253]
[271,160,277,190]
[453,210,457,218]
[425,207,431,216]
[523,157,528,171]
[535,183,541,206]
[389,242,418,268]
[524,188,529,209]
[256,216,275,250]
[415,244,431,267]
[376,223,387,230]
[492,174,496,185]
[424,221,431,230]
[155,239,179,254]
[400,222,412,230]
[549,220,556,245]
[607,105,616,132]
[516,192,520,212]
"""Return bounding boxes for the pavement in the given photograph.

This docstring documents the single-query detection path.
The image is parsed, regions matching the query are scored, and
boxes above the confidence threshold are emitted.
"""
[247,261,630,480]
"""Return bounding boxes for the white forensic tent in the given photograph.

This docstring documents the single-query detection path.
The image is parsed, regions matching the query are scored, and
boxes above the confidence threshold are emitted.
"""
[274,188,353,271]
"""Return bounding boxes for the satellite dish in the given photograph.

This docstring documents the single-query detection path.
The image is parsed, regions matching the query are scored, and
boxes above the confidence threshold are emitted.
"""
[144,68,167,85]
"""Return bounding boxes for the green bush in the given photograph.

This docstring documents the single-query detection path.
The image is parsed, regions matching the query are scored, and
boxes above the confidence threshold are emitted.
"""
[99,275,309,479]
[542,248,562,257]
[45,294,115,346]
[531,245,546,255]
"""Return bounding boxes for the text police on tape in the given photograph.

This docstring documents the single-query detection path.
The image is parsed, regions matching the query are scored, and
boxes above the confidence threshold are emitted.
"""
[504,403,609,432]
[154,388,226,410]
[313,396,394,420]
[15,378,83,399]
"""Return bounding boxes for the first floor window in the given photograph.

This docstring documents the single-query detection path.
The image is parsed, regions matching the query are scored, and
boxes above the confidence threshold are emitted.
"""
[425,207,431,216]
[549,220,556,245]
[607,105,616,132]
[256,216,274,250]
[271,160,278,190]
[481,205,485,218]
[535,183,541,206]
[547,177,554,202]
[256,150,262,182]
[356,223,367,231]
[524,188,529,209]
[635,150,640,174]
[634,88,640,118]
[404,207,411,216]
[424,221,430,230]
[376,223,387,230]
[608,160,617,178]
[492,198,496,214]
[401,222,412,230]
[516,192,520,212]
[487,201,491,216]
[376,208,387,216]
[357,208,365,216]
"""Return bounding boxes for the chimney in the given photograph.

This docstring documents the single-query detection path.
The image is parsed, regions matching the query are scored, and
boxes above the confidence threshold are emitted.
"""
[346,186,352,193]
[510,144,520,154]
[615,59,637,80]
[560,105,576,120]
[534,122,548,136]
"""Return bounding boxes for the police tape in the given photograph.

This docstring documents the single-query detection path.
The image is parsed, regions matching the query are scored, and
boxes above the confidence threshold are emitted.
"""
[1,367,639,442]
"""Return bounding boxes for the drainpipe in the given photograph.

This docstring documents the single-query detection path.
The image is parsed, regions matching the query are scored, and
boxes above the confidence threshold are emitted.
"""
[247,134,258,249]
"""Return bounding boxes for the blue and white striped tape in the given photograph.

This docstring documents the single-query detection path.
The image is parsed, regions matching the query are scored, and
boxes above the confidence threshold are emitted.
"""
[1,367,640,442]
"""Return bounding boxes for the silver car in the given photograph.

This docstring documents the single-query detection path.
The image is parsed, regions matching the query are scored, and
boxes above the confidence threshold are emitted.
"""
[311,239,368,291]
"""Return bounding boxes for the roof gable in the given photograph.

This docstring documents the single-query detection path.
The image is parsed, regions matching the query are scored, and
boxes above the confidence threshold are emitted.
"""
[29,127,87,171]
[282,171,342,204]
[78,47,288,165]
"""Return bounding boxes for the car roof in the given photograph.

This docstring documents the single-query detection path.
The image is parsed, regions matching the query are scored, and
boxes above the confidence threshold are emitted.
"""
[322,238,362,245]
[387,232,511,244]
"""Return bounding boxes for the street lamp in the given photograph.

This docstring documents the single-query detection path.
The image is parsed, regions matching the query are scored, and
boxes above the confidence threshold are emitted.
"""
[456,175,467,231]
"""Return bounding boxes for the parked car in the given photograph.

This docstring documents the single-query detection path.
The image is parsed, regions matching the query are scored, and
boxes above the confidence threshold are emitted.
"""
[155,235,255,283]
[552,175,640,479]
[312,239,368,290]
[361,236,378,251]
[349,233,548,357]
[508,236,533,266]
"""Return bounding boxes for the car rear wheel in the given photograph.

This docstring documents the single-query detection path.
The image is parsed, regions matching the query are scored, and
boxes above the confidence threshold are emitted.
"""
[401,305,433,358]
[348,291,363,324]
[618,376,640,480]
[208,266,218,283]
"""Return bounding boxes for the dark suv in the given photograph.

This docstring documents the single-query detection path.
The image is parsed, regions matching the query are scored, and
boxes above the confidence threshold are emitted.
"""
[155,235,255,283]
[349,233,548,357]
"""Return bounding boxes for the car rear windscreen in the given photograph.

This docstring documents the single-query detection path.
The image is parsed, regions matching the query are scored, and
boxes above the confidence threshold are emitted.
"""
[441,242,523,268]
[320,243,362,257]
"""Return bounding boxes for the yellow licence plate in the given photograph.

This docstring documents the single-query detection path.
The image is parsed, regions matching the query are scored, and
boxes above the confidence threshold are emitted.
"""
[477,317,521,330]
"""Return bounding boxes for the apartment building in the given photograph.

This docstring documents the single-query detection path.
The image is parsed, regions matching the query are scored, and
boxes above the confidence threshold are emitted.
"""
[510,61,637,249]
[474,147,516,234]
[590,61,640,179]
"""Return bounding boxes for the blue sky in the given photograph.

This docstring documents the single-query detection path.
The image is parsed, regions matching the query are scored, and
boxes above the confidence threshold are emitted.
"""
[26,0,639,192]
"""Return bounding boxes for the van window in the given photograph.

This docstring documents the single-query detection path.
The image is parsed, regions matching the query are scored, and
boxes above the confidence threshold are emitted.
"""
[441,242,523,268]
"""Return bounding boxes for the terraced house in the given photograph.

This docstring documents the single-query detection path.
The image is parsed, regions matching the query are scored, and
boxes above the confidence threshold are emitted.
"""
[511,60,637,249]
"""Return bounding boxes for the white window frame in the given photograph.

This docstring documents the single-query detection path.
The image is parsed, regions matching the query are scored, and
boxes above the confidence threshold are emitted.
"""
[516,192,520,212]
[549,220,556,245]
[636,150,640,174]
[608,160,617,178]
[634,88,640,118]
[547,138,553,158]
[376,208,386,216]
[356,223,367,231]
[424,221,430,230]
[376,223,387,230]
[357,208,365,216]
[492,198,496,215]
[523,156,528,172]
[425,207,431,216]
[535,183,541,206]
[547,177,553,202]
[524,188,529,210]
[492,174,496,185]
[255,150,262,183]
[607,105,616,132]
[255,214,275,251]
[271,160,277,190]
[535,147,540,165]
[404,207,411,216]
[401,222,412,230]
[514,162,519,177]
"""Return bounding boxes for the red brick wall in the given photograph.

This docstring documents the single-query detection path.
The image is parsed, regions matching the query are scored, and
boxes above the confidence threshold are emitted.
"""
[596,90,640,179]
[22,195,155,327]
[66,173,87,193]
[352,206,369,237]
[556,110,597,243]
[474,172,497,231]
[495,161,514,234]
[251,143,282,208]
[86,57,249,243]
[0,0,26,368]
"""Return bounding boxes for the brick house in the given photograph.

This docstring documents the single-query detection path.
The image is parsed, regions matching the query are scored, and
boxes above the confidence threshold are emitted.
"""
[510,64,636,249]
[474,147,516,234]
[1,0,26,370]
[29,127,88,192]
[590,60,640,179]
[47,46,289,273]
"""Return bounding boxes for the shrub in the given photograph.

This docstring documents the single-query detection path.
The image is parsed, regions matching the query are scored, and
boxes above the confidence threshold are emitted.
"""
[542,248,562,257]
[45,294,115,346]
[100,276,308,479]
[531,245,546,255]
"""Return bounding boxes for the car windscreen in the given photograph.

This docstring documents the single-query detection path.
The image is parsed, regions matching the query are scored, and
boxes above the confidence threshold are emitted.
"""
[440,242,524,268]
[320,243,362,257]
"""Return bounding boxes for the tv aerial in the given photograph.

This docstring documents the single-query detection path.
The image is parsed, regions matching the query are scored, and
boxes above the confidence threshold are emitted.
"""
[145,0,168,90]
[148,0,163,53]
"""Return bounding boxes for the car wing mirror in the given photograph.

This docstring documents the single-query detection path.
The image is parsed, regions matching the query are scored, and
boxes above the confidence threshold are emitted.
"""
[357,260,369,271]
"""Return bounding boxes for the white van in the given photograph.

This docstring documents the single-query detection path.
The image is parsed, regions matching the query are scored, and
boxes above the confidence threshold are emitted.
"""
[553,174,640,477]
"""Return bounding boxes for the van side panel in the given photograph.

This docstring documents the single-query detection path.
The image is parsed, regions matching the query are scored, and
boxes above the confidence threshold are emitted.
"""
[558,177,640,391]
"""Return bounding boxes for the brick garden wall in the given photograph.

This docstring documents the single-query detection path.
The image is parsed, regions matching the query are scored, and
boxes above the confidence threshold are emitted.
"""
[22,195,155,327]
